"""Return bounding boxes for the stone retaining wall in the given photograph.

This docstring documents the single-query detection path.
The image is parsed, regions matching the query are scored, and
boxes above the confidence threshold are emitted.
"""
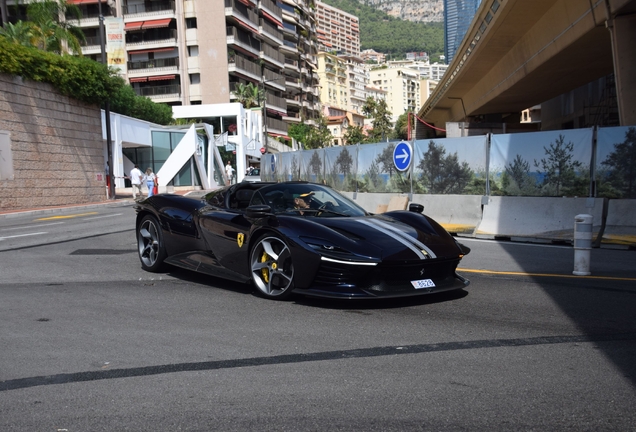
[0,73,105,211]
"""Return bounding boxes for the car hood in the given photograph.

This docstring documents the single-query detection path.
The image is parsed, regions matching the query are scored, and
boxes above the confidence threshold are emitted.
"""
[280,211,463,262]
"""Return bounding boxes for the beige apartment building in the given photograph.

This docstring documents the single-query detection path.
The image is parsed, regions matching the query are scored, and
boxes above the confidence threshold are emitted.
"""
[369,67,421,123]
[6,0,321,138]
[315,0,360,56]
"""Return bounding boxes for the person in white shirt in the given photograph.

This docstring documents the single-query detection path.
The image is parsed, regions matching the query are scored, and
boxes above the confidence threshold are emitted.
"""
[225,161,235,185]
[145,167,157,197]
[129,164,144,200]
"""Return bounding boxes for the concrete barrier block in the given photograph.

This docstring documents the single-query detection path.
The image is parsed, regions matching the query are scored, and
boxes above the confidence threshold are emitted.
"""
[603,199,636,247]
[411,194,483,235]
[387,196,408,211]
[475,196,604,242]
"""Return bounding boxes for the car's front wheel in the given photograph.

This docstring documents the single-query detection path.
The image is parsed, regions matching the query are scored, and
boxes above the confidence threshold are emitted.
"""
[137,215,167,272]
[250,235,295,299]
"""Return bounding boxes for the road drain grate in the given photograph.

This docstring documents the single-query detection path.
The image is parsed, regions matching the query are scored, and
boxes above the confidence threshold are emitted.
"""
[70,249,136,255]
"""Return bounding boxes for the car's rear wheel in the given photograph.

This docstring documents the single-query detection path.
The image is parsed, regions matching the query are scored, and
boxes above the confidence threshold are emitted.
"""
[137,215,166,272]
[250,235,295,299]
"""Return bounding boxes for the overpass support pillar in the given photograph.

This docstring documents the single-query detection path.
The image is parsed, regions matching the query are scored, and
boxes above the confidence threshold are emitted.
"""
[609,13,636,125]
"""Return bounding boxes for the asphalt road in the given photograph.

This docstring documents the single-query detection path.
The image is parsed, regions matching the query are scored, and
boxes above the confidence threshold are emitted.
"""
[1,205,635,431]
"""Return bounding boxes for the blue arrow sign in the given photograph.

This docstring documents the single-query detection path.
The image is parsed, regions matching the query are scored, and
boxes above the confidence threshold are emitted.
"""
[270,154,276,173]
[393,141,412,172]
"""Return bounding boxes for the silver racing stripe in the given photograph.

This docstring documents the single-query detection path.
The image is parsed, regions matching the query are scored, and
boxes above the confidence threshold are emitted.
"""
[356,219,429,260]
[365,218,437,259]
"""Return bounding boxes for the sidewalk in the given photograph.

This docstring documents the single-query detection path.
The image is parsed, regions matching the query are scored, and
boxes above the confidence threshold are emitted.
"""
[0,188,206,219]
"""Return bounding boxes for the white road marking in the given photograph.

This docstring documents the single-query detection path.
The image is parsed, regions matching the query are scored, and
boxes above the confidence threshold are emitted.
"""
[82,213,123,221]
[0,222,65,231]
[0,232,48,241]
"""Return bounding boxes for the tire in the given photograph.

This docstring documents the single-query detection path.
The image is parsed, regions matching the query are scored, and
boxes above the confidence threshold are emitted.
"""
[137,215,167,272]
[249,235,295,300]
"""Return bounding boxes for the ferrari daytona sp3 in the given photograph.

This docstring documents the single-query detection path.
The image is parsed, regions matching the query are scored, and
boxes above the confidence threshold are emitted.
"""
[135,181,470,300]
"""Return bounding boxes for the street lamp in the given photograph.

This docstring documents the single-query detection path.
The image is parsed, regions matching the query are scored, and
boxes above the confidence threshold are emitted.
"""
[97,0,115,199]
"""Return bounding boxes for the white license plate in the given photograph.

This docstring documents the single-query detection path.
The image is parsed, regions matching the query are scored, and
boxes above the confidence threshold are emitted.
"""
[411,279,436,289]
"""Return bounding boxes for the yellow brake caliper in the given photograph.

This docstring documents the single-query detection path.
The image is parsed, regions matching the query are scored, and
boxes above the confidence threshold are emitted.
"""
[260,252,270,283]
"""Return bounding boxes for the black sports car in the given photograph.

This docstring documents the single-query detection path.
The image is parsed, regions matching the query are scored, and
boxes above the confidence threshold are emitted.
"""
[135,181,470,300]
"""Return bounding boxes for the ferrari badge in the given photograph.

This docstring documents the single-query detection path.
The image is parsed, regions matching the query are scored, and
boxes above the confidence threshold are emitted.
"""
[237,233,244,248]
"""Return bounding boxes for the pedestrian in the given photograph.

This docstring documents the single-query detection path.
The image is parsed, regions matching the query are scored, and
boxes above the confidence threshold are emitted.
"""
[130,164,144,201]
[225,161,235,185]
[145,167,157,197]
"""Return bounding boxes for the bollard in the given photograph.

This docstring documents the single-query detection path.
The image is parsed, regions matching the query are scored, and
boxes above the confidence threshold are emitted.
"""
[573,214,593,276]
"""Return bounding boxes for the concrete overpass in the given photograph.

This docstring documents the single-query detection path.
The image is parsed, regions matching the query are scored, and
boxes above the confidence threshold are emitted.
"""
[416,0,636,137]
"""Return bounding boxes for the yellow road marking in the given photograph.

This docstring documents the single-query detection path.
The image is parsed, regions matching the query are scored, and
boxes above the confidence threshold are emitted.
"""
[458,267,636,282]
[35,212,99,221]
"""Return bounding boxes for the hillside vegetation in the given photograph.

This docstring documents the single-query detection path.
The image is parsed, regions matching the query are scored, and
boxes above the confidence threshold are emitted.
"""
[320,0,444,60]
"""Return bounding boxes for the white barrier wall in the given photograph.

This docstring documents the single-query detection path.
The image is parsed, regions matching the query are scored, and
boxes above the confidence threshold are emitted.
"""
[603,199,636,245]
[342,192,482,234]
[476,196,605,241]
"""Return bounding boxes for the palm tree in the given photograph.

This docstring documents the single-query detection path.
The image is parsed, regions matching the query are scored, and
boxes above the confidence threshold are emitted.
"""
[233,82,264,109]
[0,21,35,46]
[26,0,85,54]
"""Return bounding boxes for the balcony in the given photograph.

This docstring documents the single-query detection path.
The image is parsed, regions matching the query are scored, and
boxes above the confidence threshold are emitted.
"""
[123,1,176,16]
[266,117,289,135]
[259,18,283,46]
[259,0,283,25]
[225,0,259,33]
[125,29,177,50]
[135,84,181,99]
[226,26,261,58]
[280,39,298,55]
[228,55,261,81]
[265,93,287,115]
[261,43,285,69]
[263,69,286,91]
[128,57,179,73]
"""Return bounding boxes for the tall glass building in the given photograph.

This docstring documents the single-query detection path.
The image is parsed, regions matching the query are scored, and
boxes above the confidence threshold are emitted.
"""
[444,0,482,64]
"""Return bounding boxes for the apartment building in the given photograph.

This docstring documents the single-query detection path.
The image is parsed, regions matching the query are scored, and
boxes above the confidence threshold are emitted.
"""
[278,0,321,129]
[315,0,360,56]
[369,67,421,123]
[317,52,367,113]
[6,0,321,139]
[385,59,448,81]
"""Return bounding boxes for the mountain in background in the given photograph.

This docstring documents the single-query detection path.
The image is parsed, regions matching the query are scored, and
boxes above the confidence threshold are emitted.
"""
[356,0,444,23]
[319,0,445,61]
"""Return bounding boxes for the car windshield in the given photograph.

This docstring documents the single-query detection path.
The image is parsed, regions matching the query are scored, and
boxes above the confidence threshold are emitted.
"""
[250,184,367,217]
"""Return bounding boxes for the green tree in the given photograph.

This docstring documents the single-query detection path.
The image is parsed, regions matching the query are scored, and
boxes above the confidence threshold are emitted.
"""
[363,97,392,142]
[601,126,636,198]
[418,141,473,194]
[343,125,366,145]
[288,122,311,145]
[0,21,35,47]
[304,115,333,149]
[534,134,582,196]
[25,0,85,55]
[232,82,263,109]
[392,111,411,140]
[110,84,174,125]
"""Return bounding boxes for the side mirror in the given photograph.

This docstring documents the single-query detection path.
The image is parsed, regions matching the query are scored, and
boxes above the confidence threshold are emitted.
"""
[409,203,424,214]
[245,205,273,220]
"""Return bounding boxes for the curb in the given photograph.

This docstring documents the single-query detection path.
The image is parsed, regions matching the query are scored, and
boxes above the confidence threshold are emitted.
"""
[0,199,135,220]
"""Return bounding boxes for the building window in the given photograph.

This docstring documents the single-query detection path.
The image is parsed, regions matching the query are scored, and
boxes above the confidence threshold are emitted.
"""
[190,74,200,84]
[186,18,197,29]
[188,46,199,57]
